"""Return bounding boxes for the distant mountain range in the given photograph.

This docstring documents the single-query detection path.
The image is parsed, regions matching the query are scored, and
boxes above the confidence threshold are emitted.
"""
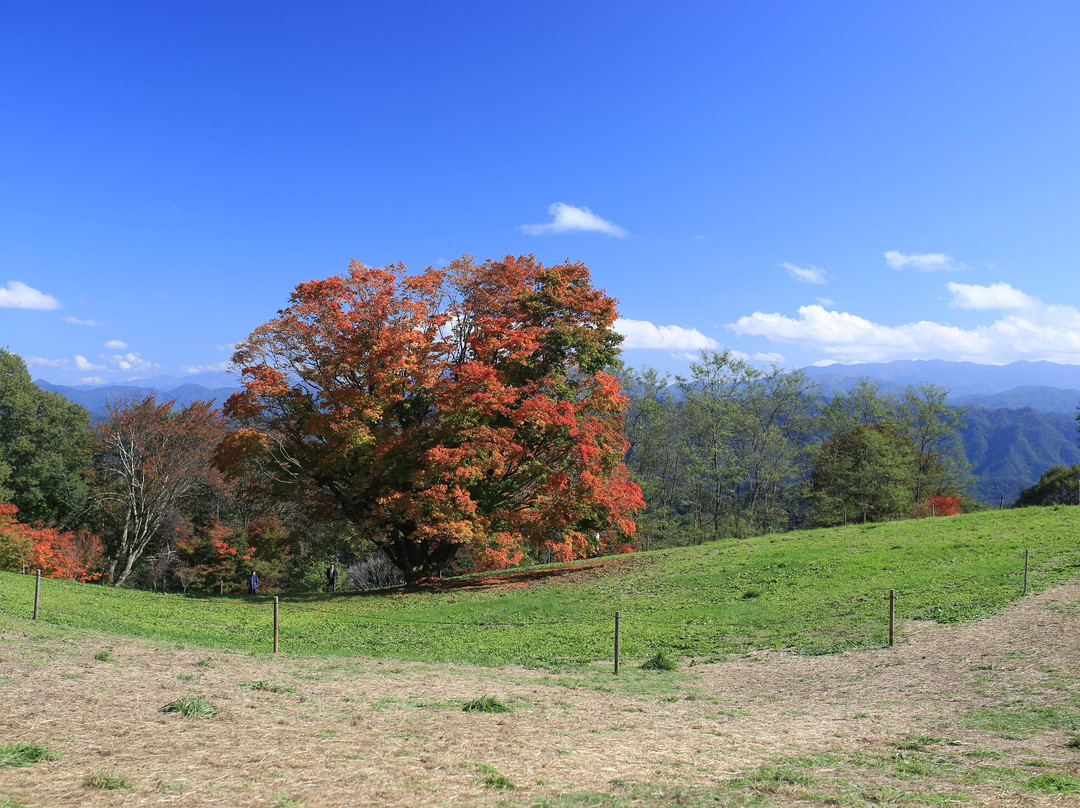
[35,379,240,421]
[35,359,1080,506]
[803,359,1080,401]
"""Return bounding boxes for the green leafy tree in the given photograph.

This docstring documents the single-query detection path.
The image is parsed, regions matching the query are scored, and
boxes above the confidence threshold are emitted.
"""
[807,380,969,526]
[807,424,916,526]
[0,350,91,526]
[1014,464,1080,507]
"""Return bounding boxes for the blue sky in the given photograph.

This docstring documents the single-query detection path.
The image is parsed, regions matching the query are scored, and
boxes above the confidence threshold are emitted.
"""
[4,1,1080,386]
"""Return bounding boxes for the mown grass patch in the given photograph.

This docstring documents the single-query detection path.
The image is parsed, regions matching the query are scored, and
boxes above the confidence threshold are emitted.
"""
[2,508,1079,668]
[962,703,1080,740]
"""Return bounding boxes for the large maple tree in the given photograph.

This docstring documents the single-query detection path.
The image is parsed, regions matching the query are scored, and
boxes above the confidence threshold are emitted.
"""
[218,255,643,582]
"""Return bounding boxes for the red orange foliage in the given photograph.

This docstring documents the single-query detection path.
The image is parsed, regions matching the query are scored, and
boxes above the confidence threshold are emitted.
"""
[0,503,104,580]
[218,255,643,582]
[912,495,963,518]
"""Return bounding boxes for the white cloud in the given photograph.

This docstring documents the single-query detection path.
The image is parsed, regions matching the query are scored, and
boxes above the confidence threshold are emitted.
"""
[729,284,1080,364]
[947,282,1038,310]
[884,251,962,271]
[753,352,785,363]
[614,318,720,350]
[0,281,61,310]
[79,376,105,385]
[815,297,835,306]
[780,262,827,285]
[104,339,128,349]
[26,356,65,367]
[180,360,233,374]
[521,202,629,238]
[109,352,153,372]
[74,355,104,371]
[64,316,104,326]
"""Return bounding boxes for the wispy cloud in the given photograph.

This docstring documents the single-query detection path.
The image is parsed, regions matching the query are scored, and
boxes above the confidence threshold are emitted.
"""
[0,281,61,310]
[614,318,719,350]
[180,360,233,374]
[26,356,65,368]
[521,202,629,238]
[729,283,1080,364]
[109,352,153,372]
[780,262,827,285]
[884,251,963,271]
[74,355,104,371]
[104,339,128,349]
[65,316,105,326]
[947,282,1038,310]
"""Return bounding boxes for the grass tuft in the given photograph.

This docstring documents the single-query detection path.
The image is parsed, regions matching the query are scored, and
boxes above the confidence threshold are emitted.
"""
[1026,773,1080,794]
[85,769,132,790]
[462,696,512,713]
[92,649,115,662]
[482,773,516,790]
[640,651,678,671]
[162,696,218,719]
[0,743,60,769]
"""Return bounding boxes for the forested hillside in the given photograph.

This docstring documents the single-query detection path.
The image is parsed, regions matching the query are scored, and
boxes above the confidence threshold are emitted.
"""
[961,406,1080,504]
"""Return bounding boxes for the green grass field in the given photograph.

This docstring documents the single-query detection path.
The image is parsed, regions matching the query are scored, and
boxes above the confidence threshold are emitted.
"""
[2,507,1079,669]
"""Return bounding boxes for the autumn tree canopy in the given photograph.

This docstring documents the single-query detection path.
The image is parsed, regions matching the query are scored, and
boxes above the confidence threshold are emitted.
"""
[218,255,643,582]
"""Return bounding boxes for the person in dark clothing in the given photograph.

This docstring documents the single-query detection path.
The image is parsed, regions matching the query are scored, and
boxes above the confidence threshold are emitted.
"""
[326,563,337,593]
[248,571,259,595]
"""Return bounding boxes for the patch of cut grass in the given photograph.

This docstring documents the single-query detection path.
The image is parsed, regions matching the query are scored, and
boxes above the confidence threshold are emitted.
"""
[0,796,28,808]
[963,704,1080,739]
[85,769,132,790]
[162,696,218,719]
[0,742,60,768]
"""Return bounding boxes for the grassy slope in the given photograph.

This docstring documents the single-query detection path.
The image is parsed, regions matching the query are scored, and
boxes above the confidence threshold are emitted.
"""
[2,507,1079,669]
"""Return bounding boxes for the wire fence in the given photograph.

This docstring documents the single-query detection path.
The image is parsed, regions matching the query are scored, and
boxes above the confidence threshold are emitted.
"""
[10,548,1042,670]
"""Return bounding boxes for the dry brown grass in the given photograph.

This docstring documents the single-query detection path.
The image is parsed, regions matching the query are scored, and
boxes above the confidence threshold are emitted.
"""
[3,582,1080,807]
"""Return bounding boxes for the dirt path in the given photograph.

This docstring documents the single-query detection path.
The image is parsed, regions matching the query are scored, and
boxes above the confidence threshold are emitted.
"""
[3,582,1080,807]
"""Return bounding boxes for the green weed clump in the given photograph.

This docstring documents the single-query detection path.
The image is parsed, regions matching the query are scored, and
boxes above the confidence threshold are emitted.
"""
[640,651,678,671]
[162,696,218,719]
[461,696,512,713]
[1026,773,1080,794]
[92,649,115,662]
[85,770,132,790]
[0,743,59,769]
[1065,733,1080,750]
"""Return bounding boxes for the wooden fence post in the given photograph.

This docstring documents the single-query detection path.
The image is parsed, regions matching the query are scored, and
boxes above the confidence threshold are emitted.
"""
[613,611,621,675]
[273,596,279,654]
[888,589,895,648]
[33,569,41,620]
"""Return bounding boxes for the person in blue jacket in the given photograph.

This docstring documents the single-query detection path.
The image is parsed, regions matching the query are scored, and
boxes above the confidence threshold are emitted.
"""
[248,571,259,595]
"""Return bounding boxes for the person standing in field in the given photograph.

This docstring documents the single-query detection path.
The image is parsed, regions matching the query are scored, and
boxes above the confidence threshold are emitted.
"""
[248,570,259,595]
[326,562,337,593]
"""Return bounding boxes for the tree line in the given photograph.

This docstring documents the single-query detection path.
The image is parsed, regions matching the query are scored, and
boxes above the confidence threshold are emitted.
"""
[620,352,971,549]
[1,256,984,592]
